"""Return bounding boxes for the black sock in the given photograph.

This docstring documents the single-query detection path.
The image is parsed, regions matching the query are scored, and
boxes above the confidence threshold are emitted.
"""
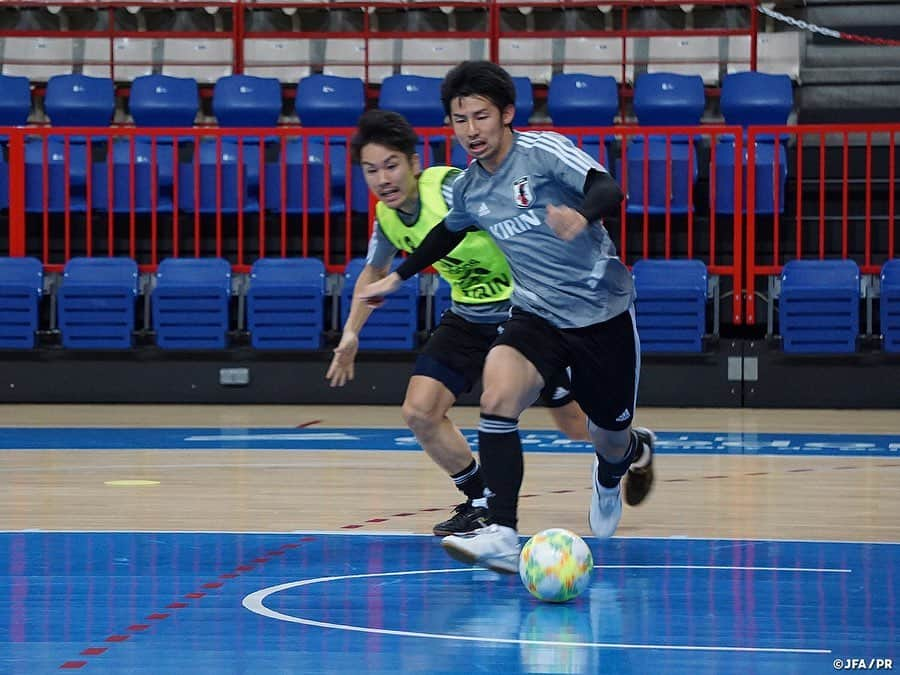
[478,413,523,530]
[596,429,638,489]
[451,459,485,502]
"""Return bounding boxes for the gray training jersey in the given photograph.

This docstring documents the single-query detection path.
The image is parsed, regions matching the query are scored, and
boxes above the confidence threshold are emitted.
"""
[365,169,510,324]
[444,130,635,329]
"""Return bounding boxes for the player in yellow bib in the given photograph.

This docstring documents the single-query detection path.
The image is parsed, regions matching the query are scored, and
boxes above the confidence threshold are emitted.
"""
[326,109,588,535]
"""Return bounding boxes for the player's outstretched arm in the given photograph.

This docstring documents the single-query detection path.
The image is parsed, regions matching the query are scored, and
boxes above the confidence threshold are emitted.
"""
[357,221,466,305]
[326,262,390,387]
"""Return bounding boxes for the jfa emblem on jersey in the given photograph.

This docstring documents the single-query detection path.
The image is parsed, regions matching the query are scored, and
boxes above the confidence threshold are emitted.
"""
[512,176,534,208]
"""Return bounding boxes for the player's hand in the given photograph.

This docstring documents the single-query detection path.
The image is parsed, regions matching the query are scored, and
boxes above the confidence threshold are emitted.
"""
[357,272,402,307]
[326,332,359,387]
[546,204,588,241]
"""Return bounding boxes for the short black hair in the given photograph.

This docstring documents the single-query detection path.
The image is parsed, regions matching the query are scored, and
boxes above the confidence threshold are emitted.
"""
[440,61,516,118]
[350,109,418,164]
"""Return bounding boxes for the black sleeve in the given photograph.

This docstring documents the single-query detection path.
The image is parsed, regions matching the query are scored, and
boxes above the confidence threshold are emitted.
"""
[574,169,625,222]
[395,221,468,280]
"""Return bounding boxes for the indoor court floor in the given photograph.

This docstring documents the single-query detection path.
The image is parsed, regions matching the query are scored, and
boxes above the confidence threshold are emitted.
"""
[1,405,897,674]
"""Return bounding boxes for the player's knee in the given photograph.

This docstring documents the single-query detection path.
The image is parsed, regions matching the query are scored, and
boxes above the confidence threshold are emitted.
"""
[401,400,442,436]
[480,386,517,418]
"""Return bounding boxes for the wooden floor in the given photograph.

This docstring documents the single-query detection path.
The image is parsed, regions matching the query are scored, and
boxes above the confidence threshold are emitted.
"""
[2,405,899,543]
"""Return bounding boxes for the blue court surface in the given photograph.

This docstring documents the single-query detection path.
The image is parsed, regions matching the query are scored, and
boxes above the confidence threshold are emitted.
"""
[1,426,897,673]
[1,532,896,674]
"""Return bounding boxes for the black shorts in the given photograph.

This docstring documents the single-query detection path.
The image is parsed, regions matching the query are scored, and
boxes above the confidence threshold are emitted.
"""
[414,309,574,407]
[491,307,640,431]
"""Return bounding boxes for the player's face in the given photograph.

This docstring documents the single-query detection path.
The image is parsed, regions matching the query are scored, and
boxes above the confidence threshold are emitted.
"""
[359,143,421,212]
[449,95,515,173]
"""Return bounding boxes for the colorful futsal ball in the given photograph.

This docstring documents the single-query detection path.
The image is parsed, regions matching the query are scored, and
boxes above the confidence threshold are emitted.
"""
[519,528,593,602]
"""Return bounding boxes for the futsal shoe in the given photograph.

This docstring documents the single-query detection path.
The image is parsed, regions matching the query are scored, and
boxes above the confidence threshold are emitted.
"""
[441,523,520,574]
[589,456,623,539]
[624,427,656,507]
[433,501,491,536]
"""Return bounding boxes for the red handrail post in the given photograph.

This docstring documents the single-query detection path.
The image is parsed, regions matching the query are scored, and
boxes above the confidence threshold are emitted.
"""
[7,130,26,257]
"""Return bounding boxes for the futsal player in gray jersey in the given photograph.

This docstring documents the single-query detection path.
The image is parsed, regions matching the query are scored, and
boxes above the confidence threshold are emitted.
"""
[360,61,656,574]
[328,109,589,537]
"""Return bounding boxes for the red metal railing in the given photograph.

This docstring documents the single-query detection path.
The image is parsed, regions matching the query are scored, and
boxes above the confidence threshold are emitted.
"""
[8,123,900,327]
[744,124,900,324]
[4,124,747,323]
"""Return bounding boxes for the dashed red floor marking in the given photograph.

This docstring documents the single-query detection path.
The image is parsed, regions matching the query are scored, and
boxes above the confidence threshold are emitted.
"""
[61,536,318,669]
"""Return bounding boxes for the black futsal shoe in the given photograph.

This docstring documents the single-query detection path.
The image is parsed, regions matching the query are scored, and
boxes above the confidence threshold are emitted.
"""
[432,501,491,536]
[624,427,656,507]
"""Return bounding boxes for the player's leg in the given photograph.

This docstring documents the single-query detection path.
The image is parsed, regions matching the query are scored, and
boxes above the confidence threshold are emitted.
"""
[441,311,567,574]
[401,374,489,535]
[567,308,656,538]
[405,311,495,535]
[540,369,590,441]
[549,401,590,441]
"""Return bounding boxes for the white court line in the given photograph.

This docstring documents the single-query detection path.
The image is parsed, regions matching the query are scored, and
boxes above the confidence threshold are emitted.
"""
[596,564,851,573]
[242,569,831,655]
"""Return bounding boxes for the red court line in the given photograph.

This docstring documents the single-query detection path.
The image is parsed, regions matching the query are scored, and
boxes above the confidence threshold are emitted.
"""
[59,537,318,670]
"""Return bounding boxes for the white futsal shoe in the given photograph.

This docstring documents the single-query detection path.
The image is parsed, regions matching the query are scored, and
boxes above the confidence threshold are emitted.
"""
[589,456,623,538]
[441,523,520,574]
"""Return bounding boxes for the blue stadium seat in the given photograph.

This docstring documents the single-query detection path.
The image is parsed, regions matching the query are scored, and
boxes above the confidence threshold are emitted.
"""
[266,74,367,214]
[0,257,43,349]
[378,74,444,127]
[25,74,114,213]
[880,259,900,353]
[247,257,325,349]
[0,74,30,128]
[434,276,452,324]
[92,74,199,214]
[296,74,365,127]
[779,259,860,354]
[715,71,793,214]
[341,257,418,350]
[512,76,534,128]
[379,74,444,167]
[626,73,704,214]
[178,75,280,213]
[633,259,707,353]
[547,74,618,127]
[152,257,231,349]
[547,73,618,168]
[57,257,138,349]
[0,74,30,209]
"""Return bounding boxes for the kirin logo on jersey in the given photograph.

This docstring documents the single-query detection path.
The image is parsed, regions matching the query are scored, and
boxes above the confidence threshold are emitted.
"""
[512,176,534,208]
